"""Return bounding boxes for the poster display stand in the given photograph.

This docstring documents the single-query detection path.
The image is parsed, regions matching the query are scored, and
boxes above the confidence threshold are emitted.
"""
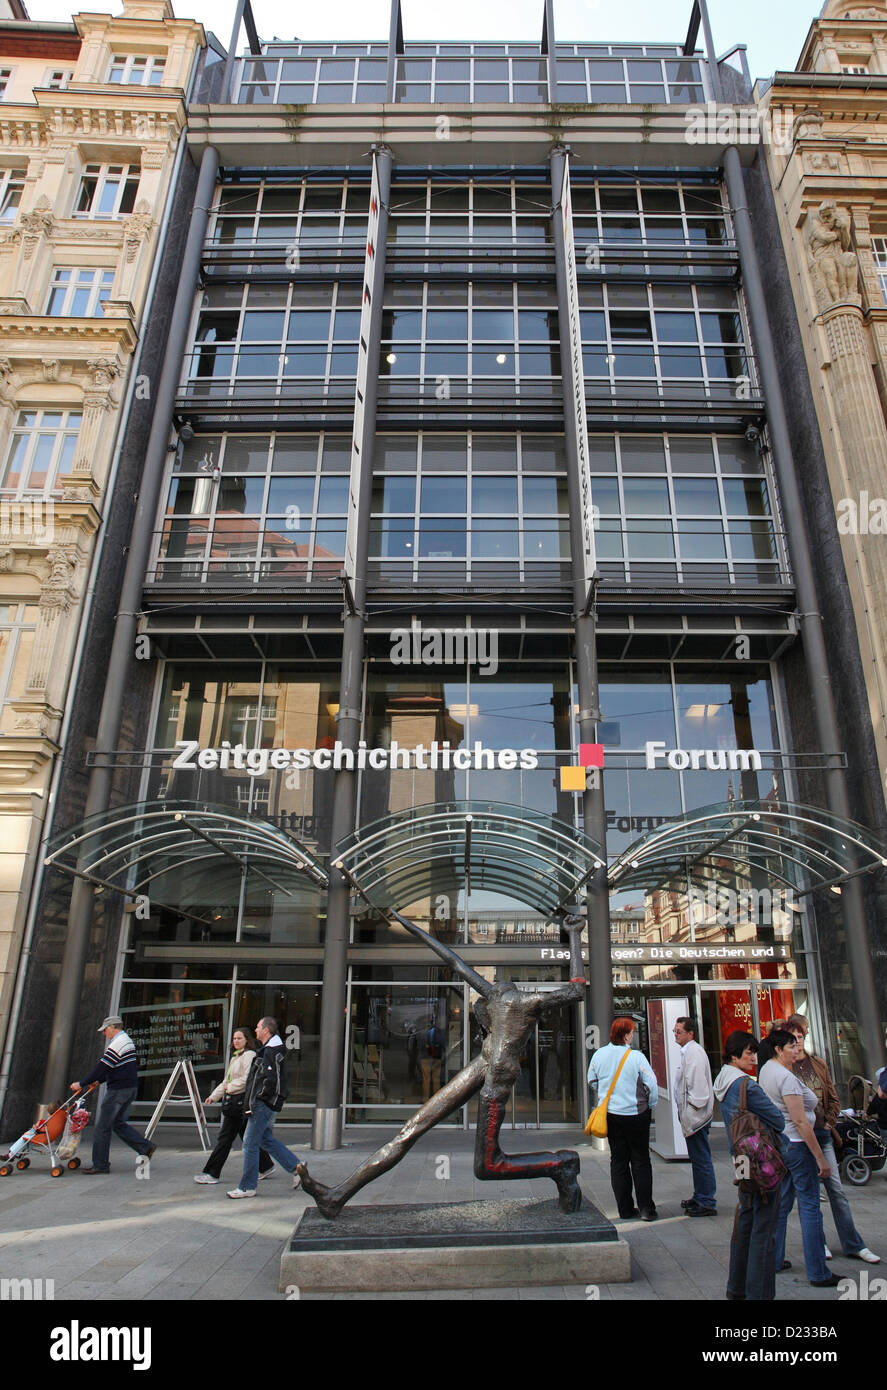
[647,997,690,1161]
[145,1059,211,1152]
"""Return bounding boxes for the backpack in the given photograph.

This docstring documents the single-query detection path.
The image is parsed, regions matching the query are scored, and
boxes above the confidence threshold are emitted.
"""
[729,1078,787,1198]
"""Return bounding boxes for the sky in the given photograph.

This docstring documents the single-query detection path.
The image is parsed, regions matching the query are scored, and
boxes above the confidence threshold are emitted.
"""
[26,0,824,83]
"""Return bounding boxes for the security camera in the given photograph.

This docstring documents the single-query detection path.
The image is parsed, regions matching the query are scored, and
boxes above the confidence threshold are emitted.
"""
[744,425,761,447]
[179,422,195,443]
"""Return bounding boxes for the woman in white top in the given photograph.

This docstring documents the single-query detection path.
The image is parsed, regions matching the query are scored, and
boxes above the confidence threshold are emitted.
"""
[759,1028,835,1287]
[195,1027,274,1184]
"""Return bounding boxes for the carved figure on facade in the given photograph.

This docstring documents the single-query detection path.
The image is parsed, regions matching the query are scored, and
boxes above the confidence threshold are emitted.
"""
[808,201,860,307]
[39,547,77,611]
[123,202,154,264]
[86,357,121,388]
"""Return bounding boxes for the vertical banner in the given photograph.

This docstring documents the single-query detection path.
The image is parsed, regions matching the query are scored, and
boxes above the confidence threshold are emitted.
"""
[558,154,597,593]
[344,150,382,584]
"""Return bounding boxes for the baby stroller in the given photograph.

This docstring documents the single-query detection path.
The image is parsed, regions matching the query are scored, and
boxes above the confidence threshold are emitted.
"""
[0,1084,96,1178]
[834,1075,887,1186]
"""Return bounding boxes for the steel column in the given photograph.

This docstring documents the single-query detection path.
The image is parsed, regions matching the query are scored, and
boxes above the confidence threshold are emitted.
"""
[40,144,221,1109]
[312,148,392,1150]
[550,146,613,1044]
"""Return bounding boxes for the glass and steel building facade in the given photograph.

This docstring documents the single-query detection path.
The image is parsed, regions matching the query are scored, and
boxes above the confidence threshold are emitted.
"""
[8,4,886,1140]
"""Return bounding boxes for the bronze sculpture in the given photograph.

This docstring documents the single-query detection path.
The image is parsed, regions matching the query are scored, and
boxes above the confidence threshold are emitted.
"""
[298,912,587,1218]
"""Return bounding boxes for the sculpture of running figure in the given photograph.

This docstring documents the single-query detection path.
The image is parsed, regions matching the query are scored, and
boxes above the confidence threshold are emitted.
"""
[298,911,587,1218]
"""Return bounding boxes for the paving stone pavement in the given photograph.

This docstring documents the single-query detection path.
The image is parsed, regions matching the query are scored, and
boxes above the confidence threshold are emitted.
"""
[0,1122,884,1301]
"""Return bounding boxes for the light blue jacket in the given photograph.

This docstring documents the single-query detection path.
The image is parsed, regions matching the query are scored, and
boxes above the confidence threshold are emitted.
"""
[588,1042,659,1117]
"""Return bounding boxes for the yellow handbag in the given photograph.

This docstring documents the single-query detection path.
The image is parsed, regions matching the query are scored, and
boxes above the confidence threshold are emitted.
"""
[585,1048,631,1138]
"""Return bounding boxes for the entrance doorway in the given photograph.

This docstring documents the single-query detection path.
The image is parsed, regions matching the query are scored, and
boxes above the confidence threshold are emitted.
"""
[509,991,582,1127]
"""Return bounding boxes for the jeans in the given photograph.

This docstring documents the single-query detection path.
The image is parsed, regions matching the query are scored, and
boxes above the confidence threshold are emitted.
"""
[774,1141,830,1282]
[685,1124,717,1210]
[92,1086,151,1170]
[238,1100,300,1191]
[727,1186,781,1300]
[817,1132,865,1255]
[203,1105,273,1181]
[607,1110,654,1216]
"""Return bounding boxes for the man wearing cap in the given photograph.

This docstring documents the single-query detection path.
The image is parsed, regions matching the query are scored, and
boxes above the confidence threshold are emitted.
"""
[70,1016,155,1174]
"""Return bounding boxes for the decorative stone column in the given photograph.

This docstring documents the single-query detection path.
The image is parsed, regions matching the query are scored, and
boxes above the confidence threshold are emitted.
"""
[0,200,53,314]
[807,199,887,751]
[24,546,78,697]
[104,199,154,318]
[72,359,121,483]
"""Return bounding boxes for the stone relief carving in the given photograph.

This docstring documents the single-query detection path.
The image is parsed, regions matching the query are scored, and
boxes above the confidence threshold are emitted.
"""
[123,202,154,263]
[19,207,54,259]
[807,201,860,308]
[39,547,77,610]
[86,357,121,387]
[42,358,60,381]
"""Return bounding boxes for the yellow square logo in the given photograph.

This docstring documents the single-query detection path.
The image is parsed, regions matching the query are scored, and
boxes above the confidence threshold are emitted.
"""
[560,765,587,792]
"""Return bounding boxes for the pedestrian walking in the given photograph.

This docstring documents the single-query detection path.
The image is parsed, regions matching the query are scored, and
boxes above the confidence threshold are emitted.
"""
[760,1028,837,1287]
[714,1030,786,1300]
[227,1016,302,1199]
[588,1017,659,1221]
[784,1015,880,1266]
[195,1026,274,1185]
[69,1015,154,1174]
[673,1015,716,1217]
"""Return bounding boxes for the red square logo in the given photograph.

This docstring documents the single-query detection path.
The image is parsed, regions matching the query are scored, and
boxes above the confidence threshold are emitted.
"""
[579,743,605,768]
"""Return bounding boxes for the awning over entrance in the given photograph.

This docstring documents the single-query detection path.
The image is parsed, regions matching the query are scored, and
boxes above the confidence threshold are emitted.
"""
[44,801,330,902]
[608,800,887,896]
[334,801,605,919]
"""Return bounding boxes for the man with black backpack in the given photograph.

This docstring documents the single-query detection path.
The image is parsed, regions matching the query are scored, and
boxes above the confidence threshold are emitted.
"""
[227,1016,302,1199]
[714,1030,786,1301]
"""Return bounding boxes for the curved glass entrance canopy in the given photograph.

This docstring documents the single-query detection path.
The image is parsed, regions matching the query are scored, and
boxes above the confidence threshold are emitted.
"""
[44,800,330,901]
[608,800,887,896]
[43,797,885,920]
[335,801,605,919]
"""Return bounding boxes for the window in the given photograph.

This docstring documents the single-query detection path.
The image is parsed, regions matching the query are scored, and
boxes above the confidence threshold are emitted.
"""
[45,268,115,317]
[873,237,887,306]
[45,69,74,90]
[108,54,166,86]
[74,164,139,218]
[1,411,82,496]
[0,604,38,712]
[0,69,12,100]
[0,170,24,223]
[841,64,868,74]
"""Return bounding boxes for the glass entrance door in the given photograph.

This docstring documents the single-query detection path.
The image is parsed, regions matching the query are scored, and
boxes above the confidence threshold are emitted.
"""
[509,990,580,1127]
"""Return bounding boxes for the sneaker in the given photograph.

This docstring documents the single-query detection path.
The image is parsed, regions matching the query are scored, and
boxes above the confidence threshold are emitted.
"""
[292,1172,302,1190]
[639,1207,658,1222]
[194,1174,219,1185]
[824,1244,833,1259]
[226,1188,257,1199]
[681,1198,698,1210]
[810,1272,840,1288]
[258,1169,275,1181]
[848,1248,881,1264]
[687,1206,718,1218]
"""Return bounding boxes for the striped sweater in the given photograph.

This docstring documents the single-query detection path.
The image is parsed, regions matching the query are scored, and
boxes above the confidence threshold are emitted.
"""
[82,1030,138,1090]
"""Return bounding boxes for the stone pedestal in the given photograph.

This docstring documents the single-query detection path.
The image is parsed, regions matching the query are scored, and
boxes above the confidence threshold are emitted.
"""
[280,1197,631,1293]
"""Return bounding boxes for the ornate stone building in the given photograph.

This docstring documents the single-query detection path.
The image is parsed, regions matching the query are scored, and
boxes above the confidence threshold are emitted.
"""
[760,0,887,814]
[0,1,204,1067]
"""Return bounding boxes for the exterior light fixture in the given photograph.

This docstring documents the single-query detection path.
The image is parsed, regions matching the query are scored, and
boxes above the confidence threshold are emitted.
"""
[496,352,507,364]
[386,352,397,364]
